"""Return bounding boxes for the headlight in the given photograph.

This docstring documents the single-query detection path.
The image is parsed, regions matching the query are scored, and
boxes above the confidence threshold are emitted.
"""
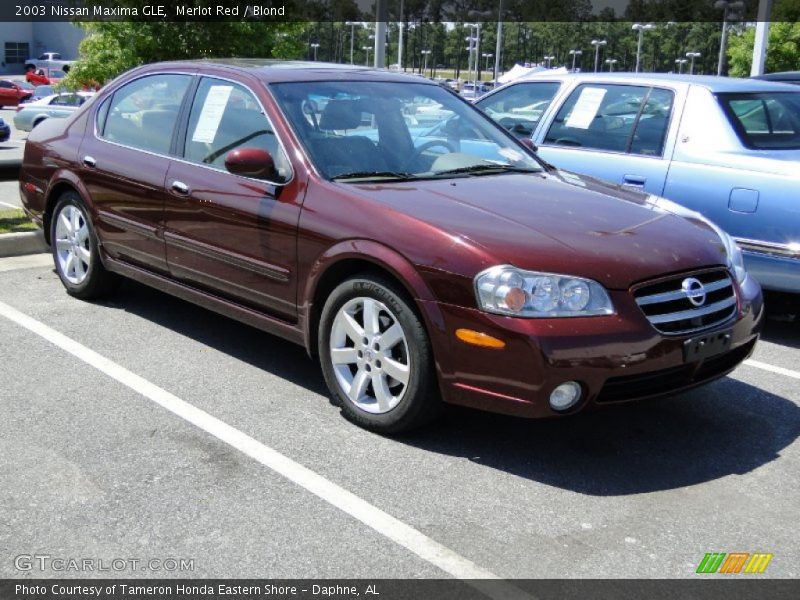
[475,266,614,317]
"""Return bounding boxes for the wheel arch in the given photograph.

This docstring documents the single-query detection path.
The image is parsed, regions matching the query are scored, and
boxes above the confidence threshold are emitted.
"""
[303,240,445,357]
[42,172,92,245]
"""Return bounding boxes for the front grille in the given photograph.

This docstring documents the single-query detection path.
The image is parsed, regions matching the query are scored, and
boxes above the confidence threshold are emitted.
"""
[634,268,737,334]
[596,339,756,403]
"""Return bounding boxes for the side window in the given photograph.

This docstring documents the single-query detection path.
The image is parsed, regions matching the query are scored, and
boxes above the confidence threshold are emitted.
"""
[545,84,658,154]
[183,77,290,182]
[0,81,13,89]
[51,94,83,107]
[478,82,561,139]
[629,88,673,156]
[101,74,191,155]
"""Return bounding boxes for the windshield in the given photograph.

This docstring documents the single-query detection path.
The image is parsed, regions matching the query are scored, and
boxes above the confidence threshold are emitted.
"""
[270,80,543,181]
[718,92,800,150]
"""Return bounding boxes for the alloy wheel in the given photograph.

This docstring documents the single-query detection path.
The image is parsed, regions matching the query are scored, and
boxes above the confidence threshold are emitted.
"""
[329,297,411,414]
[54,204,91,285]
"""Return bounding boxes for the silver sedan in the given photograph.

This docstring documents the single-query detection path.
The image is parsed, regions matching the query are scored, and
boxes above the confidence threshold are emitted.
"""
[13,91,94,132]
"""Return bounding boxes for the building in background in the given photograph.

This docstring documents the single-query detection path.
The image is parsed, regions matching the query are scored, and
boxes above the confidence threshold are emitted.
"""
[0,22,85,75]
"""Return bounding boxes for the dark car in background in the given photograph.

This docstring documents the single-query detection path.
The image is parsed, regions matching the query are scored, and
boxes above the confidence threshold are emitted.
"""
[0,116,10,142]
[20,60,762,433]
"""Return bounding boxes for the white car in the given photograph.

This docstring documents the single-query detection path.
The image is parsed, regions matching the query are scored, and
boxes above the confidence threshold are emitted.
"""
[13,91,94,132]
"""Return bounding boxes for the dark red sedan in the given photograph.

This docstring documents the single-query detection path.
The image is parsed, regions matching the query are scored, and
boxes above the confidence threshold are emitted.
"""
[19,60,763,432]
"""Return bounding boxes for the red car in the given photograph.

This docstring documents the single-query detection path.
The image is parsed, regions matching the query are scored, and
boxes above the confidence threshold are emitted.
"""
[26,67,67,86]
[0,79,34,107]
[19,60,763,432]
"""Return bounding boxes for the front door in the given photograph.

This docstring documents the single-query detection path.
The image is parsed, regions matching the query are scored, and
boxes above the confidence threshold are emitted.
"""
[163,76,303,321]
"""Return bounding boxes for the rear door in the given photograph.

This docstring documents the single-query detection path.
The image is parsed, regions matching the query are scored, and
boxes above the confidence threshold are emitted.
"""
[163,75,303,320]
[535,82,680,195]
[78,72,194,274]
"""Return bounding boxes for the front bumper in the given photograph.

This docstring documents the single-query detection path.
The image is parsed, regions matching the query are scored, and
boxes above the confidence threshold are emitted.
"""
[422,274,763,418]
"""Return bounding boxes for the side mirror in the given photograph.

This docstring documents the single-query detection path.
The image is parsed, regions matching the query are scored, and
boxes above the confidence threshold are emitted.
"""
[519,138,538,153]
[224,147,279,181]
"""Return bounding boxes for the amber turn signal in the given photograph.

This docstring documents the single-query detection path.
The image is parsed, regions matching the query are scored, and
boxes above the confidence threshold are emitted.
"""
[455,328,506,349]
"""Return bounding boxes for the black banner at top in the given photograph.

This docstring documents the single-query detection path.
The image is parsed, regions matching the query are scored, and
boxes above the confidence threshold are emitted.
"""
[0,0,774,23]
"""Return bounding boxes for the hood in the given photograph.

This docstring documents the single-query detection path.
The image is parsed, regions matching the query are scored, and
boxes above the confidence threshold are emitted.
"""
[348,170,728,290]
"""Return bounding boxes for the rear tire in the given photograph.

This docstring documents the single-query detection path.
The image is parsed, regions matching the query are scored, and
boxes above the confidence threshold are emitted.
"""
[50,191,117,299]
[319,274,442,434]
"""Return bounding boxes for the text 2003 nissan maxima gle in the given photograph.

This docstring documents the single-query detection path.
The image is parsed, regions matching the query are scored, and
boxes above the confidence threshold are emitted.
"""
[19,60,763,433]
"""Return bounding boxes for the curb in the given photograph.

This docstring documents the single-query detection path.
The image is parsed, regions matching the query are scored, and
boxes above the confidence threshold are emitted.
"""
[0,230,49,257]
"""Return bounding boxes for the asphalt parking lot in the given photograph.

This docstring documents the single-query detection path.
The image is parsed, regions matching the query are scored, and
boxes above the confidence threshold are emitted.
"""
[0,110,798,583]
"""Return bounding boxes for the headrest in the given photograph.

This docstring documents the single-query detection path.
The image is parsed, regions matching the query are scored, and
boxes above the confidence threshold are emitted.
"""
[319,99,363,131]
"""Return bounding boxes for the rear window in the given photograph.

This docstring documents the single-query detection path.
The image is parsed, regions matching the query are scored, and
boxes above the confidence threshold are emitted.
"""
[719,92,800,149]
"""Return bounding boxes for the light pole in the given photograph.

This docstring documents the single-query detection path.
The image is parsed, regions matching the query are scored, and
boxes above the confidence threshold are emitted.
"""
[544,55,555,68]
[686,51,702,74]
[494,0,504,83]
[675,58,687,73]
[605,58,618,72]
[590,40,607,73]
[464,23,481,91]
[362,46,371,66]
[345,21,356,64]
[482,52,493,71]
[310,43,320,61]
[632,23,656,73]
[715,1,745,76]
[397,0,403,70]
[420,49,431,75]
[569,49,582,72]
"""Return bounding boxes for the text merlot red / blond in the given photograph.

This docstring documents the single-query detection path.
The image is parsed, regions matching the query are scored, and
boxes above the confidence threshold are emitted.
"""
[18,5,286,17]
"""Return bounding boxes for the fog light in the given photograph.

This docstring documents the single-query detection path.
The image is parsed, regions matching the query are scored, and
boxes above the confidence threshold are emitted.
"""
[549,381,582,411]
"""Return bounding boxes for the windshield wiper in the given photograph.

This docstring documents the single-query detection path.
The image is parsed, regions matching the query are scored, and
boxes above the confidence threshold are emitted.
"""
[431,164,541,177]
[332,171,417,182]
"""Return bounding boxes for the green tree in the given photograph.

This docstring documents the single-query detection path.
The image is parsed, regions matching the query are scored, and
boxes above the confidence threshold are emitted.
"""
[66,2,307,87]
[727,21,800,77]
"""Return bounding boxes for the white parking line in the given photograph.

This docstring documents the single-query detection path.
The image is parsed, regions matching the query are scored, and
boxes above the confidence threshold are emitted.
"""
[0,298,530,600]
[0,200,20,209]
[744,359,800,381]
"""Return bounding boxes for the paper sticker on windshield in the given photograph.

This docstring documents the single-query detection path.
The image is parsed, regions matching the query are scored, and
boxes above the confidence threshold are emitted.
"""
[564,87,607,130]
[191,85,233,143]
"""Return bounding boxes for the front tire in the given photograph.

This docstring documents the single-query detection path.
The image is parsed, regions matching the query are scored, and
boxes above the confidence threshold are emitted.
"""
[50,192,116,299]
[319,275,441,434]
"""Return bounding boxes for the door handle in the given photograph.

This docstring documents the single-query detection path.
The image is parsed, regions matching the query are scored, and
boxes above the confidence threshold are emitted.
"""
[622,174,647,188]
[171,180,190,195]
[82,155,96,168]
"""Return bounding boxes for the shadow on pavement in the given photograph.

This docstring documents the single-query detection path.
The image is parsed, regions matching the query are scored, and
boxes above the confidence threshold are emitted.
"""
[98,278,799,497]
[762,291,800,349]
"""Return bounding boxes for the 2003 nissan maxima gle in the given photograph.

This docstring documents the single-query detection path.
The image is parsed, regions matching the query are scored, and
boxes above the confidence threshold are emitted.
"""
[19,60,763,433]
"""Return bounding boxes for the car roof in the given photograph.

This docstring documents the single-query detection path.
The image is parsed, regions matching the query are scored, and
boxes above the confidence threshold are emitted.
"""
[136,59,440,85]
[510,71,800,93]
[753,71,800,82]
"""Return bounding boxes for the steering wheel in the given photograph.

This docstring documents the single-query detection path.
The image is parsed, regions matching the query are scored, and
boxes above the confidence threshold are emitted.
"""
[553,137,582,147]
[403,139,457,169]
